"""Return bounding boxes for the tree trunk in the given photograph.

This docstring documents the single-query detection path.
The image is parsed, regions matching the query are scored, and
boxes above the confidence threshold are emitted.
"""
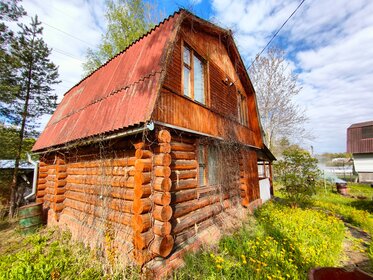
[9,60,33,218]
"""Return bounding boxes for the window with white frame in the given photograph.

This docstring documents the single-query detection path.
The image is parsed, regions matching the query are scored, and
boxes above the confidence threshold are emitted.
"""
[183,45,206,105]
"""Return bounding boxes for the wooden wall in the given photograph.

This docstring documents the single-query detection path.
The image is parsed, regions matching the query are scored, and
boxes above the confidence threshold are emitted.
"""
[167,132,259,248]
[36,128,261,267]
[157,22,262,148]
[36,140,154,262]
[239,149,260,206]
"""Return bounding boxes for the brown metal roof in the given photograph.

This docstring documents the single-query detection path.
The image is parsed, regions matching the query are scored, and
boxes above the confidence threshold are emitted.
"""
[348,121,373,129]
[33,11,181,152]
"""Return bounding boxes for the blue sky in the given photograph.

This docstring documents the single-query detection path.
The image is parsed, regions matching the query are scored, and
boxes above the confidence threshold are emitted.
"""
[17,0,373,154]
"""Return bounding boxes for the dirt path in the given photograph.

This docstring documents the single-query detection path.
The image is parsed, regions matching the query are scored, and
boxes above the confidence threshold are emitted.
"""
[341,222,372,274]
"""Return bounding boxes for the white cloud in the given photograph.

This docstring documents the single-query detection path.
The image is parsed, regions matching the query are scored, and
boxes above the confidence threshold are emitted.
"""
[211,0,373,153]
[190,0,203,5]
[9,0,373,154]
[14,0,106,130]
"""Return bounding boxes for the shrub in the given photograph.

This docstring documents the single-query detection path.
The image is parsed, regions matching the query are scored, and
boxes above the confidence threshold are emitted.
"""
[274,147,320,206]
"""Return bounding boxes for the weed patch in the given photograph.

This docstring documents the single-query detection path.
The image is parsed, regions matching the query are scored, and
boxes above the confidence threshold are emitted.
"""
[0,228,140,280]
[174,202,345,280]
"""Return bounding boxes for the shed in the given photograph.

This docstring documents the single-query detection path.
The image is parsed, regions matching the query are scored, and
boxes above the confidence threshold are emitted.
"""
[347,121,373,183]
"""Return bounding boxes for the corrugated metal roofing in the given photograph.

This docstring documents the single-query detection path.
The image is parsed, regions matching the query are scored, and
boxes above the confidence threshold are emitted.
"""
[0,160,34,169]
[348,121,373,129]
[347,121,373,154]
[32,11,181,152]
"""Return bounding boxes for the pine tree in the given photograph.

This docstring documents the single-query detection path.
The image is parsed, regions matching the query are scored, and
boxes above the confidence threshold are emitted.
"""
[7,15,60,217]
[0,0,26,104]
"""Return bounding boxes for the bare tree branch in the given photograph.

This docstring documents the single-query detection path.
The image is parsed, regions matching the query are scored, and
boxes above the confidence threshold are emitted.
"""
[249,48,309,151]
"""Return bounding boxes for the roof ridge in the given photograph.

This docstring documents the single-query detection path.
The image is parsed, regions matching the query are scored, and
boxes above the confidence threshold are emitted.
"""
[49,70,164,128]
[64,9,183,96]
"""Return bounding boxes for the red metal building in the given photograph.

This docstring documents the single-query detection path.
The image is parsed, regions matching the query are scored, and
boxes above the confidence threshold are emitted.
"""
[347,121,373,183]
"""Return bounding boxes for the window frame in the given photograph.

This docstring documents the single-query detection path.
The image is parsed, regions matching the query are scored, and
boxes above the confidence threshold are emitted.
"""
[197,143,222,187]
[198,144,208,187]
[362,126,373,139]
[237,90,249,126]
[181,41,208,106]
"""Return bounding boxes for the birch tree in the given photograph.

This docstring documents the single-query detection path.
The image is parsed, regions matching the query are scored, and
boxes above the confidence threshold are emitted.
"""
[83,0,159,74]
[249,48,307,150]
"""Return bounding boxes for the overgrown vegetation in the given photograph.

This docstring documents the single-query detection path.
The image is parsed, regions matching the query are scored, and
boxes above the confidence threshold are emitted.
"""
[274,147,320,206]
[174,181,373,279]
[174,201,345,279]
[1,182,372,279]
[0,225,140,280]
[312,182,373,264]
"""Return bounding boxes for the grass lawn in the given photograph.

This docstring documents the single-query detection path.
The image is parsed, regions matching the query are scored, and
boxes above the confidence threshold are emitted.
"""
[0,182,372,279]
[174,182,373,279]
[0,221,140,280]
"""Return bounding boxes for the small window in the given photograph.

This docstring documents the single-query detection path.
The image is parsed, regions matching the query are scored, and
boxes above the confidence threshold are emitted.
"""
[183,44,206,105]
[208,146,219,185]
[198,145,207,186]
[238,91,248,126]
[197,144,221,186]
[362,126,373,139]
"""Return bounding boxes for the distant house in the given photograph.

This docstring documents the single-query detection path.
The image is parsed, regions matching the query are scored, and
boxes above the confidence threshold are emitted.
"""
[347,121,373,183]
[32,9,274,274]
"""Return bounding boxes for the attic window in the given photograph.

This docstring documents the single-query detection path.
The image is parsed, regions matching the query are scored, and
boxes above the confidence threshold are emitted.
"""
[238,91,248,126]
[183,45,206,105]
[362,125,373,139]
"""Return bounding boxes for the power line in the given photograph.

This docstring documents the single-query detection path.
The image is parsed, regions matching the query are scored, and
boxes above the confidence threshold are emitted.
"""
[53,48,84,62]
[247,0,307,70]
[25,14,95,48]
[42,21,95,48]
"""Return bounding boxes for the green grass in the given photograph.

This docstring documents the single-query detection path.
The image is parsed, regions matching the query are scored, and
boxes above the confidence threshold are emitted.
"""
[346,182,373,199]
[1,182,372,279]
[311,182,373,233]
[174,202,345,280]
[0,227,140,280]
[175,182,373,279]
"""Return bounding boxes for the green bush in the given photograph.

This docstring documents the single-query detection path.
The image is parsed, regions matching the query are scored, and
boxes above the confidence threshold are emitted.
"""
[274,147,320,206]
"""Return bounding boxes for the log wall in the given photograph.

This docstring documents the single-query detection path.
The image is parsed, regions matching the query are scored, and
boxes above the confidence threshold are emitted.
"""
[36,128,261,267]
[168,132,252,248]
[239,149,260,206]
[37,142,143,260]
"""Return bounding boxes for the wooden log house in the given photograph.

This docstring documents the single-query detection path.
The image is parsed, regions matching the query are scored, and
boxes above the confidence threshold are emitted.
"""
[32,9,274,274]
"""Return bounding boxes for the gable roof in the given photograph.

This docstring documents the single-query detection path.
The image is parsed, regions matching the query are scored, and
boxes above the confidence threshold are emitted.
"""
[348,121,373,129]
[33,9,262,152]
[32,11,182,152]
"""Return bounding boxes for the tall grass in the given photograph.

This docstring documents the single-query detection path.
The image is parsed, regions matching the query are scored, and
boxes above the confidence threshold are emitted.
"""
[174,202,345,280]
[0,228,140,280]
